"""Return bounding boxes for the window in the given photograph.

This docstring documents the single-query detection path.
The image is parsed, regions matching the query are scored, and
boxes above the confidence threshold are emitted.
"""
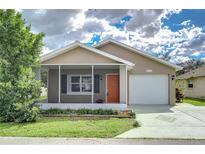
[188,80,193,88]
[82,76,92,92]
[71,76,81,92]
[69,75,92,94]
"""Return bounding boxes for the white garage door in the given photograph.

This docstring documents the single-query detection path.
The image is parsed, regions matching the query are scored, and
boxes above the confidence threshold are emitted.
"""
[129,75,169,104]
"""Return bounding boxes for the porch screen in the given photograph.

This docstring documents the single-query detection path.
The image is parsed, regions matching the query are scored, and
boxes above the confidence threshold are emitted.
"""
[61,74,67,93]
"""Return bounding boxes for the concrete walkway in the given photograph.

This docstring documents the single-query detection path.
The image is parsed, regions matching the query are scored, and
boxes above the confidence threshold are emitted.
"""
[117,103,205,139]
[0,137,205,145]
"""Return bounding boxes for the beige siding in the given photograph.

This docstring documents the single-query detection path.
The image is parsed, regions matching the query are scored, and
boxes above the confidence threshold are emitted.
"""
[97,43,176,105]
[177,77,205,99]
[42,47,119,64]
[48,69,119,103]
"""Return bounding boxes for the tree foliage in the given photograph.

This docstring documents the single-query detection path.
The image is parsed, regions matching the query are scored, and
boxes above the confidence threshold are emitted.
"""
[0,10,44,123]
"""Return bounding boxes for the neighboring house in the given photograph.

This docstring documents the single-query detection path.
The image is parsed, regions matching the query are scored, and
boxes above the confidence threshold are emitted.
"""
[39,39,181,110]
[177,65,205,99]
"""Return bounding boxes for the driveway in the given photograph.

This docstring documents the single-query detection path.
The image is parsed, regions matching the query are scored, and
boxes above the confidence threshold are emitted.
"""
[117,103,205,139]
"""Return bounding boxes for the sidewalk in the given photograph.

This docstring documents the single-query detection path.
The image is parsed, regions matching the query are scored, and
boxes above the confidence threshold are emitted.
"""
[0,137,205,145]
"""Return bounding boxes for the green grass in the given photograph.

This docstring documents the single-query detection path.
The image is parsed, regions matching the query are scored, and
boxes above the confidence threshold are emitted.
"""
[183,98,205,106]
[0,117,135,138]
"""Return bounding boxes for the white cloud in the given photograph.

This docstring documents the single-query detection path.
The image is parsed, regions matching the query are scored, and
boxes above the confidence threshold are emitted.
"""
[21,9,205,64]
[191,51,201,56]
[41,47,52,55]
[169,56,191,64]
[181,20,191,26]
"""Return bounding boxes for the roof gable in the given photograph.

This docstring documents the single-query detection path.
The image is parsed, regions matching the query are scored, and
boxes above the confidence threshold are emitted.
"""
[41,41,134,66]
[95,39,182,70]
[42,46,119,64]
[177,65,205,79]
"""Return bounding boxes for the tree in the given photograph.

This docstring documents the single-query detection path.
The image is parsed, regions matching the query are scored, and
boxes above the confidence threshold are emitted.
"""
[0,10,44,123]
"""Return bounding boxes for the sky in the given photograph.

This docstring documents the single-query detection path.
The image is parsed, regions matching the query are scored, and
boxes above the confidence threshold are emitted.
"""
[20,9,205,64]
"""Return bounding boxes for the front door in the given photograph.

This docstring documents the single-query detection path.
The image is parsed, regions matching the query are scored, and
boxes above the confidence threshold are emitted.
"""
[107,74,119,103]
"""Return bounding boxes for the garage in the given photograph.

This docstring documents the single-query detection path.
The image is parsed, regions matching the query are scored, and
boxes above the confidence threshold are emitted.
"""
[129,74,169,104]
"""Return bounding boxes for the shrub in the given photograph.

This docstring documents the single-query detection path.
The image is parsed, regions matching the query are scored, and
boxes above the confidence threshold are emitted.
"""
[133,121,140,127]
[176,88,184,103]
[41,108,119,115]
[41,108,64,115]
[128,112,136,118]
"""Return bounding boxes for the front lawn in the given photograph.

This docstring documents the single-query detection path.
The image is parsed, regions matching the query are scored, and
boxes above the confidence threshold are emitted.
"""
[183,98,205,106]
[0,117,135,138]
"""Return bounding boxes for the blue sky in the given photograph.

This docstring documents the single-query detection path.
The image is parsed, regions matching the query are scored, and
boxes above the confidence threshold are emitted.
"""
[21,9,205,64]
[162,10,205,32]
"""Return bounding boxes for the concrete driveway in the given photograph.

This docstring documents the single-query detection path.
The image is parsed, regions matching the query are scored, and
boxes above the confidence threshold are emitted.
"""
[117,103,205,139]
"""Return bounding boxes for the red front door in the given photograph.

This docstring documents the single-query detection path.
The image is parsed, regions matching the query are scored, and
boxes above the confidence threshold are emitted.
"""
[107,74,119,103]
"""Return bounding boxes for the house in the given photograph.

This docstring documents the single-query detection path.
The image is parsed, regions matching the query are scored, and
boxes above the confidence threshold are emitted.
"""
[177,65,205,99]
[38,39,181,110]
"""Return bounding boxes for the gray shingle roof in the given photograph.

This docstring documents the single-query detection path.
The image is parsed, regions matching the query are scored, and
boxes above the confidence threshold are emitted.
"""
[177,65,205,79]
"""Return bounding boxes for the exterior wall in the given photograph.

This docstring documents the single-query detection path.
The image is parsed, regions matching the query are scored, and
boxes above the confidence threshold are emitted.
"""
[42,47,119,64]
[177,77,205,99]
[48,68,119,103]
[97,43,176,105]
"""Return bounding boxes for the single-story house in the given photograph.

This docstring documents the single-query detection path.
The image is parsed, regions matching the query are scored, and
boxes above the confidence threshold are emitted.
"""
[38,39,181,110]
[177,65,205,99]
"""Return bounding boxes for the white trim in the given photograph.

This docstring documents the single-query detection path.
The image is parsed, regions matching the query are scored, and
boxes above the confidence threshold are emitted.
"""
[47,69,49,103]
[105,74,107,103]
[41,63,126,66]
[92,65,94,104]
[41,41,134,67]
[58,65,61,103]
[105,73,119,103]
[94,38,182,70]
[125,65,128,105]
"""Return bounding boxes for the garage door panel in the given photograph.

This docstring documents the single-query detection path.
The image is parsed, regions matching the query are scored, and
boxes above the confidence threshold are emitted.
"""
[129,75,168,104]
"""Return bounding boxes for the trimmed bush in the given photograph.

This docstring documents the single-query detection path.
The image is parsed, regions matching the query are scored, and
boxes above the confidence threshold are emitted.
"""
[41,108,119,116]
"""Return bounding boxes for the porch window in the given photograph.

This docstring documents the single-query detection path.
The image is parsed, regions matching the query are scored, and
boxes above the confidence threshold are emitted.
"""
[82,76,92,92]
[69,75,92,94]
[71,76,81,92]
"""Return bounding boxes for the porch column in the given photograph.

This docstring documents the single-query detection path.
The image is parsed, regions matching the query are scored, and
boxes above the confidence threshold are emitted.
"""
[125,65,128,105]
[120,65,127,104]
[58,65,61,103]
[47,69,49,103]
[92,65,94,104]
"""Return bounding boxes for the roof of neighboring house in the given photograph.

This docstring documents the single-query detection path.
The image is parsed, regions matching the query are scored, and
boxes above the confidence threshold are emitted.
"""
[94,38,182,70]
[41,41,135,67]
[177,65,205,79]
